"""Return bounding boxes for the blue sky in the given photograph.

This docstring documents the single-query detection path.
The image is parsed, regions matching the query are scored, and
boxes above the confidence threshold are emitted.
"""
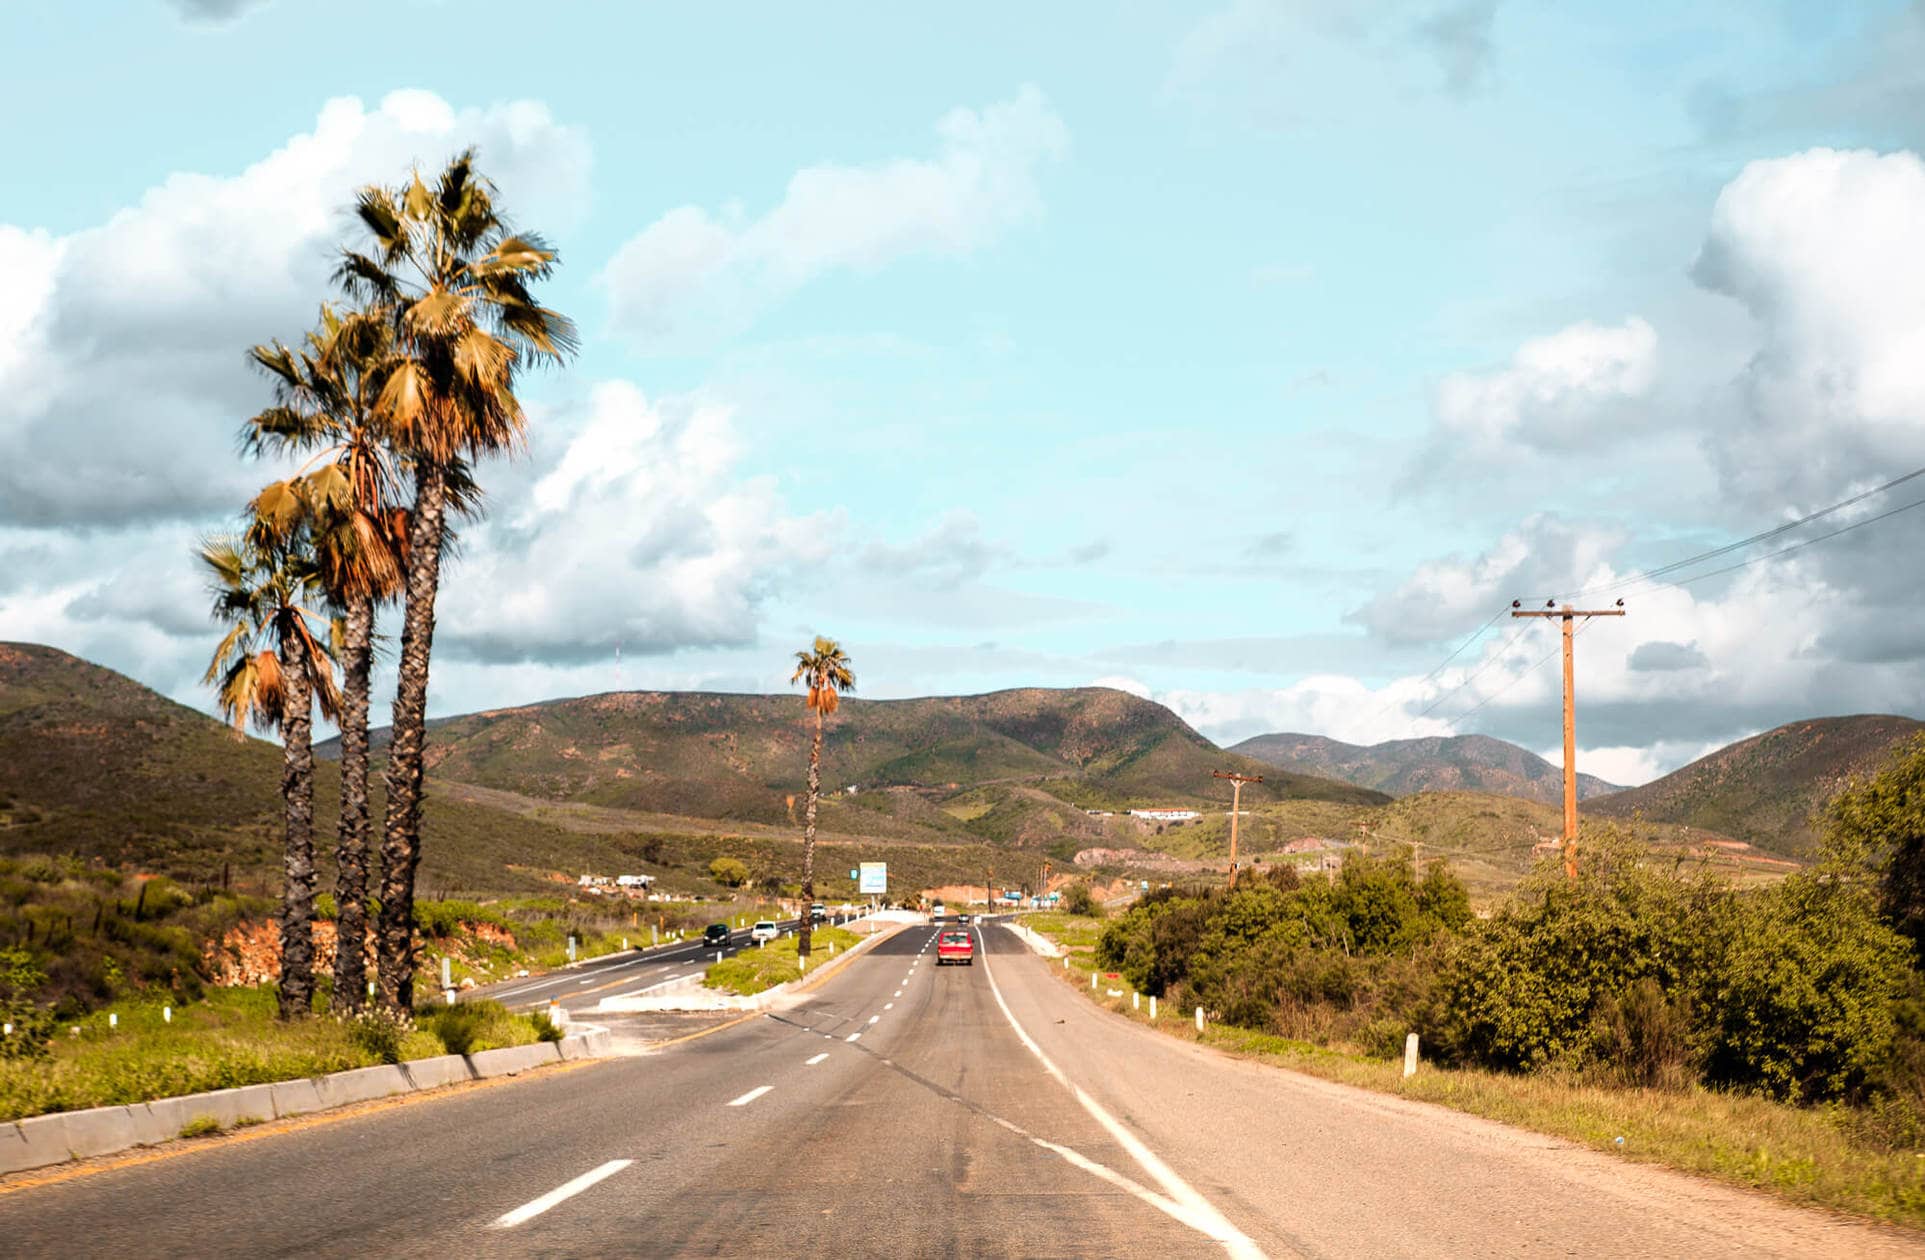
[6,1,1925,784]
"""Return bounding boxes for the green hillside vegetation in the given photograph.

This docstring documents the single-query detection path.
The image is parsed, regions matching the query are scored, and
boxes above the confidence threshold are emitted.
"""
[1130,792,1792,903]
[1231,731,1621,803]
[1589,715,1925,857]
[330,685,1387,831]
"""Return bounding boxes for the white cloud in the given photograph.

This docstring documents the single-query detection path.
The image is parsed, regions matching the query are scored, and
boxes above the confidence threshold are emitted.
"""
[1433,317,1657,451]
[435,381,834,665]
[601,87,1067,348]
[1692,147,1925,510]
[0,89,590,529]
[1089,675,1152,699]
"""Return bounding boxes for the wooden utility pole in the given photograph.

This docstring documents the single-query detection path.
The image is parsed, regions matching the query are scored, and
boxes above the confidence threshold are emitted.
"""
[1510,600,1626,881]
[1212,770,1263,888]
[1039,859,1051,906]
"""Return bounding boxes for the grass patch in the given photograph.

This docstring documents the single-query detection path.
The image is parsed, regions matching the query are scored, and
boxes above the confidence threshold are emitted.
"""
[703,926,861,996]
[0,986,555,1122]
[177,1114,222,1139]
[1023,917,1925,1231]
[417,999,537,1056]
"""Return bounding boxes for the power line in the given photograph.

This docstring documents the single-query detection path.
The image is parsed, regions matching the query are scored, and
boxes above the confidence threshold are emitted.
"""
[1542,463,1925,602]
[1650,492,1925,592]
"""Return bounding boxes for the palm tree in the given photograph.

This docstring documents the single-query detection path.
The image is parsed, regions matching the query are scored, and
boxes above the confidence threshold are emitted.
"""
[790,637,855,959]
[336,151,577,1010]
[202,515,339,1020]
[246,305,406,1013]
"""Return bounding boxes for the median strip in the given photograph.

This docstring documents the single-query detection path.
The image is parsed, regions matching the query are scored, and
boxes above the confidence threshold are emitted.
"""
[492,1159,632,1228]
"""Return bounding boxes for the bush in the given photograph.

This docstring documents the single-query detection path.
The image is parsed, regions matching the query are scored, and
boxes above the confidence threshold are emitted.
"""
[343,1008,411,1065]
[1061,884,1100,916]
[178,1114,223,1139]
[709,857,750,888]
[424,1003,490,1056]
[0,947,54,1060]
[529,1012,563,1044]
[1702,870,1910,1102]
[1591,977,1696,1089]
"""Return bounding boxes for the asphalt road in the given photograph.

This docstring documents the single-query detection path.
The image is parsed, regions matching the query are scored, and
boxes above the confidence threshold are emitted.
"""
[466,913,858,1015]
[2,921,1919,1258]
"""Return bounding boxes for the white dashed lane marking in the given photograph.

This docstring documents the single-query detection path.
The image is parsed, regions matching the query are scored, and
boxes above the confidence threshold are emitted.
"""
[492,1161,633,1229]
[727,1086,773,1107]
[806,1053,828,1066]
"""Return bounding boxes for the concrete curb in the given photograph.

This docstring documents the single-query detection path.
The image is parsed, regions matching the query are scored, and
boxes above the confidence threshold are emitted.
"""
[0,1030,608,1177]
[596,922,907,1014]
[1002,921,1065,959]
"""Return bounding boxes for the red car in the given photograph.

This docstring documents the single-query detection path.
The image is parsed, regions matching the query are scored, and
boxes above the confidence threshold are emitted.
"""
[936,929,975,966]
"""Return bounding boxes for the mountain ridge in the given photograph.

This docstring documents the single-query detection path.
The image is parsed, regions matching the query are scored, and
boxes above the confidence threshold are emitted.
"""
[1229,731,1623,805]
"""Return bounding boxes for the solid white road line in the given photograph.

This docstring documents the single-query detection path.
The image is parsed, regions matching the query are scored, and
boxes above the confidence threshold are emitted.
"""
[727,1086,773,1107]
[492,1160,633,1229]
[806,1052,829,1066]
[979,947,1266,1259]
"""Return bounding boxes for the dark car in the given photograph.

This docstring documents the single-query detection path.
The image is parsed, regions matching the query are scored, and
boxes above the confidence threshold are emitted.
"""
[701,923,732,951]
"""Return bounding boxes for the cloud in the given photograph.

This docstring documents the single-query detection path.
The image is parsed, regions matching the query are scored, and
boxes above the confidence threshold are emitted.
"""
[1430,317,1658,453]
[1691,148,1925,511]
[0,90,591,531]
[601,87,1067,348]
[163,0,270,23]
[434,381,834,665]
[1164,0,1505,122]
[859,510,1005,591]
[1348,515,1624,645]
[1415,0,1500,98]
[1627,640,1707,672]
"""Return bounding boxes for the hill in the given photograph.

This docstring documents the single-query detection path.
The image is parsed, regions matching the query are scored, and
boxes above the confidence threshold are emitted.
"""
[329,686,1389,843]
[1587,714,1925,857]
[0,644,1033,897]
[1229,732,1622,804]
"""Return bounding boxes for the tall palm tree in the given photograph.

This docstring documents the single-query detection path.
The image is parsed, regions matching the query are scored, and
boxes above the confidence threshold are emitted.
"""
[337,151,577,1010]
[202,515,339,1020]
[790,637,855,959]
[246,304,406,1014]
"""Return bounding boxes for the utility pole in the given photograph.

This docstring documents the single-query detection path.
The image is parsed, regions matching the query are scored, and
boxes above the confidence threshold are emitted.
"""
[1039,859,1051,907]
[1510,599,1626,881]
[1211,770,1263,889]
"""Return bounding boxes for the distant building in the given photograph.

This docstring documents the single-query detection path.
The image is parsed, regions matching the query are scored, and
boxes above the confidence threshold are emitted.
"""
[1282,837,1327,854]
[1129,808,1201,822]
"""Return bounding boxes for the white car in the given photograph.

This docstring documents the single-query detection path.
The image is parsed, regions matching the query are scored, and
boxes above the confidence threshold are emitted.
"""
[750,920,779,944]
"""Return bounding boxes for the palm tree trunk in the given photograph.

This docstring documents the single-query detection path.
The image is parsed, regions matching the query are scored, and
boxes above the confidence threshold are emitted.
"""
[377,463,448,1012]
[332,592,374,1014]
[278,632,317,1020]
[799,709,821,958]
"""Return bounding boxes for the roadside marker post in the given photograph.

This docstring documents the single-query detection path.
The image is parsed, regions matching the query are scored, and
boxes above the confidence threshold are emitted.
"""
[162,1006,171,1024]
[1404,1032,1420,1078]
[1195,1006,1205,1033]
[1132,992,1140,1011]
[1090,971,1097,990]
[1150,996,1157,1020]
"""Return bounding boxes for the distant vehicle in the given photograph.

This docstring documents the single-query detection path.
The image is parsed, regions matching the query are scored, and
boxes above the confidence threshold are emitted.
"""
[936,930,975,966]
[931,901,946,920]
[955,913,970,924]
[810,902,827,923]
[701,923,732,950]
[750,920,779,944]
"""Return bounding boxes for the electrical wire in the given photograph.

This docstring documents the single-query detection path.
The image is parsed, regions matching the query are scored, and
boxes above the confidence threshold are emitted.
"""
[1538,463,1925,603]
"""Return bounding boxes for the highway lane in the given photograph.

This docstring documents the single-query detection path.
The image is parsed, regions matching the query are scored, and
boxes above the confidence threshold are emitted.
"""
[467,913,862,1015]
[2,920,1919,1258]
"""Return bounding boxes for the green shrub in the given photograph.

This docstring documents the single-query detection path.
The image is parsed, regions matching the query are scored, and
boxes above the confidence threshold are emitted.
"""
[708,857,750,888]
[1061,883,1100,917]
[343,1008,411,1065]
[424,1003,490,1056]
[1591,977,1697,1089]
[529,1012,563,1044]
[1702,871,1910,1102]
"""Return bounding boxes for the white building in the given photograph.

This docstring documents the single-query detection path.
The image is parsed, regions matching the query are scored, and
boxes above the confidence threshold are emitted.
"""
[1128,808,1201,822]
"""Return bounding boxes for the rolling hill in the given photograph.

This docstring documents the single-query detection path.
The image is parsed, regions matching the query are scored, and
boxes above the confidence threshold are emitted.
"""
[1229,732,1622,804]
[1587,714,1925,857]
[329,686,1389,837]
